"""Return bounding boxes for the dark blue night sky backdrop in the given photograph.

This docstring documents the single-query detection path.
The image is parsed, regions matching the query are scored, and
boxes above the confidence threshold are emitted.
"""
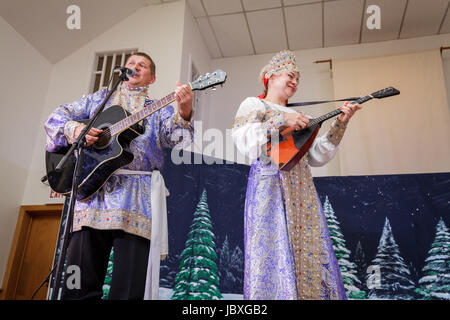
[315,173,450,281]
[161,149,450,289]
[52,150,449,296]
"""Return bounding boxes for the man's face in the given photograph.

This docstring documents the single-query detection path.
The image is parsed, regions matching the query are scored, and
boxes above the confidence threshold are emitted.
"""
[124,55,155,87]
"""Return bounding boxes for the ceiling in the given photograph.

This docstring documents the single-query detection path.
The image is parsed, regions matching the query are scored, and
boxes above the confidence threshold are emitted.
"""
[189,0,450,58]
[1,0,450,64]
[0,0,176,63]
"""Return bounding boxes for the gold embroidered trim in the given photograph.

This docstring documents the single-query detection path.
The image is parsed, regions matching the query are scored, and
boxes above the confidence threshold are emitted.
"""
[261,113,284,136]
[73,208,152,240]
[232,110,265,129]
[110,83,148,113]
[280,158,323,300]
[64,121,81,145]
[174,111,192,129]
[326,119,348,147]
[232,108,284,137]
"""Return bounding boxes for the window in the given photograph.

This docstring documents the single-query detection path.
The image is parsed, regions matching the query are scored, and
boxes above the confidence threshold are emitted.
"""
[91,49,138,93]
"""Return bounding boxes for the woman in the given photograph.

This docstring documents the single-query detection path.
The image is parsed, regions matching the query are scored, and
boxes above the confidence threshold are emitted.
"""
[232,50,361,300]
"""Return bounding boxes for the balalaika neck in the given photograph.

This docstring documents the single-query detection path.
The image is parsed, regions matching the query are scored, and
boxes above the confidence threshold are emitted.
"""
[108,91,176,136]
[307,93,373,128]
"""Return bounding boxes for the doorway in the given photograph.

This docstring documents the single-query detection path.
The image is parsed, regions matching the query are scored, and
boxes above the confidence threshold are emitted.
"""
[1,204,63,300]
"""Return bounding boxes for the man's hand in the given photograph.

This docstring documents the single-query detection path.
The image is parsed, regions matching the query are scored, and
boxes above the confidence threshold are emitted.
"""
[74,124,103,146]
[175,81,193,121]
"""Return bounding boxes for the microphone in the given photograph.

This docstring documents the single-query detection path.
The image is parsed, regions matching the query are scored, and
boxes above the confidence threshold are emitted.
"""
[115,66,136,77]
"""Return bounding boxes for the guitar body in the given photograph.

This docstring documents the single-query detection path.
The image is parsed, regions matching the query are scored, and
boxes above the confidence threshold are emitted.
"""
[267,124,321,171]
[45,105,143,200]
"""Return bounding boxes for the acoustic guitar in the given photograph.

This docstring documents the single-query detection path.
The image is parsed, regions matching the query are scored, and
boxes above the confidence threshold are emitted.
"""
[45,70,227,200]
[266,87,400,171]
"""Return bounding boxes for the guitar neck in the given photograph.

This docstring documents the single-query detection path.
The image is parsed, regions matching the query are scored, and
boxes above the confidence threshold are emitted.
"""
[108,91,178,136]
[104,69,227,135]
[307,93,373,128]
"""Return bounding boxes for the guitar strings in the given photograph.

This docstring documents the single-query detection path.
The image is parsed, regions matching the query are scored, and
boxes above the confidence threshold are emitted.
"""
[97,92,177,140]
[91,73,221,141]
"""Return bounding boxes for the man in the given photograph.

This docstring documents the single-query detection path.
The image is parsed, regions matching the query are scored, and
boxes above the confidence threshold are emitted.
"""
[45,52,194,300]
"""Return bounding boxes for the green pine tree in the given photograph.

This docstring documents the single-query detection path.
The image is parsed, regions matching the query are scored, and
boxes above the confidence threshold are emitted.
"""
[102,247,114,300]
[415,218,450,300]
[323,196,366,299]
[171,189,222,300]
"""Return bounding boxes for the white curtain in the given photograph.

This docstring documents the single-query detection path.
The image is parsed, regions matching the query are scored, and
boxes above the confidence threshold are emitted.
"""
[332,49,450,175]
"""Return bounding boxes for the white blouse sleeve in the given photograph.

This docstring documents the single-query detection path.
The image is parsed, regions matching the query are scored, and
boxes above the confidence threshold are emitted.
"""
[307,118,348,167]
[232,97,285,160]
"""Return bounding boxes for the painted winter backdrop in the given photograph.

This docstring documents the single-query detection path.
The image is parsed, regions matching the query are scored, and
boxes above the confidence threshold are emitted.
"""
[155,153,449,300]
[52,150,448,300]
[315,173,450,300]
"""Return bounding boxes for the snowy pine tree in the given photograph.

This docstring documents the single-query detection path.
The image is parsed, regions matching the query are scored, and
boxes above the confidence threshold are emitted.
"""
[218,236,233,292]
[230,246,244,290]
[171,189,222,300]
[323,196,366,299]
[353,240,368,292]
[218,236,244,293]
[415,218,450,300]
[160,254,181,288]
[368,217,416,300]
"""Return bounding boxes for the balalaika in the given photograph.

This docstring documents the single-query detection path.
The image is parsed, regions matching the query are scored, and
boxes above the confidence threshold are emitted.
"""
[266,87,400,171]
[45,70,227,200]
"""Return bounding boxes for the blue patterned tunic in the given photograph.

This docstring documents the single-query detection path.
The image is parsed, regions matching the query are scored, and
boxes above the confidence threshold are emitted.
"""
[45,88,193,240]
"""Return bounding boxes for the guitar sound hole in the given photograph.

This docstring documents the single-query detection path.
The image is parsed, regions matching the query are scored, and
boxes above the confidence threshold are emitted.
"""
[93,124,112,149]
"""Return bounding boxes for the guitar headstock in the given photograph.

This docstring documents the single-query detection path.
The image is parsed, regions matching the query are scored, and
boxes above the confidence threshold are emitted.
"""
[371,87,400,99]
[190,69,227,91]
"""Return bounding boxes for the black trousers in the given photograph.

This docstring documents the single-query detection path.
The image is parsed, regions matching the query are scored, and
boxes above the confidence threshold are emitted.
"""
[60,227,150,300]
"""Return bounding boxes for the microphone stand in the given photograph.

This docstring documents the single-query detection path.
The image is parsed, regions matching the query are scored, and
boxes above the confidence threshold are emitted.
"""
[49,70,130,300]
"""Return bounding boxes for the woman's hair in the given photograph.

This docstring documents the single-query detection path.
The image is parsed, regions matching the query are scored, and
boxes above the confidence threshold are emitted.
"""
[127,52,156,76]
[259,64,271,97]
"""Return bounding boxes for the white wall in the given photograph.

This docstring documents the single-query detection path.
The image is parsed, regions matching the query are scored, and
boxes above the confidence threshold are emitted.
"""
[441,50,450,115]
[179,3,212,114]
[0,16,52,287]
[178,3,214,160]
[209,33,450,175]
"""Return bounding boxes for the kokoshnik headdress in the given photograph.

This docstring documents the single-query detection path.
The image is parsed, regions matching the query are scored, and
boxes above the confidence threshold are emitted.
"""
[258,50,300,99]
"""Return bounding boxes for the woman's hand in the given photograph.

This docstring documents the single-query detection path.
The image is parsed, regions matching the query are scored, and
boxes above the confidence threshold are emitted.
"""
[338,101,362,122]
[284,112,310,130]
